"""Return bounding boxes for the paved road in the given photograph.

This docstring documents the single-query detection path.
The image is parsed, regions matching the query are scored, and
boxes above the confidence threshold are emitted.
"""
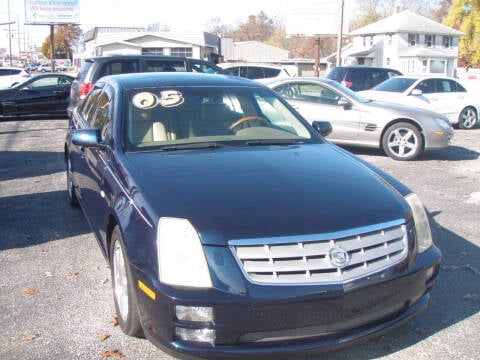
[0,118,479,360]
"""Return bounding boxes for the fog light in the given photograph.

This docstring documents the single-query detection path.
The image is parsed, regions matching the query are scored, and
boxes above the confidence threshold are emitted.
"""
[176,305,214,322]
[175,327,215,344]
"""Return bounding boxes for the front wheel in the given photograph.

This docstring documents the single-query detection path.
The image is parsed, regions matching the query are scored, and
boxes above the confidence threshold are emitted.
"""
[458,107,477,129]
[66,156,79,207]
[110,226,143,337]
[382,122,423,161]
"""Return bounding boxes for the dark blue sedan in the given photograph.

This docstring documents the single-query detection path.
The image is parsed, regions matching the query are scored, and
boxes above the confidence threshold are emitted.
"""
[65,73,441,359]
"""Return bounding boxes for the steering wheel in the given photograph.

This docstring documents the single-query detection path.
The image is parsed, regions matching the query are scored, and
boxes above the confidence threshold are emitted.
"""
[230,116,269,130]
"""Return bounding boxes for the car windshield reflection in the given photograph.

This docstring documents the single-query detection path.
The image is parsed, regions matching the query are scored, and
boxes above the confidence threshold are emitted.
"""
[125,86,313,151]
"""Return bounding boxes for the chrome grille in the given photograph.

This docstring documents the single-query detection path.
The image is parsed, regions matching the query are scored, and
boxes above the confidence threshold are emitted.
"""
[230,222,408,284]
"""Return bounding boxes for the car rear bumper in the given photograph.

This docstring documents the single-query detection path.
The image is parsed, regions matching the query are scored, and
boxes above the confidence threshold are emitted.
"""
[133,245,441,359]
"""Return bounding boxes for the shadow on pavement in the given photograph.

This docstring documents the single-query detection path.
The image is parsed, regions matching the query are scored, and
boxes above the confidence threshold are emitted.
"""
[0,189,90,250]
[0,150,65,181]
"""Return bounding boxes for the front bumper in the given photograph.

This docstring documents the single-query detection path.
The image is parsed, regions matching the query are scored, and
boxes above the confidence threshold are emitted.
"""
[133,245,441,359]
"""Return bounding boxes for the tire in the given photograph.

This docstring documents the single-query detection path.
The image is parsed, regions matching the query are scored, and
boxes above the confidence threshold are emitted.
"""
[66,156,79,207]
[382,122,423,161]
[458,107,477,129]
[110,226,143,337]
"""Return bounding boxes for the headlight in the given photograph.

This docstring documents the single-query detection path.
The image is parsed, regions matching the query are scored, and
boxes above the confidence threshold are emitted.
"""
[157,217,212,288]
[405,193,433,253]
[435,116,452,131]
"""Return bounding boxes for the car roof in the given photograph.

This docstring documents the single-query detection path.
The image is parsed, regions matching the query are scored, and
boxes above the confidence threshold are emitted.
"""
[84,54,190,63]
[218,62,284,69]
[264,77,337,86]
[100,72,263,88]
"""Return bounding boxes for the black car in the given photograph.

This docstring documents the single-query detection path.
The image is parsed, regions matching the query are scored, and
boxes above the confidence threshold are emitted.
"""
[0,73,73,118]
[67,55,223,117]
[326,66,402,91]
[66,72,441,359]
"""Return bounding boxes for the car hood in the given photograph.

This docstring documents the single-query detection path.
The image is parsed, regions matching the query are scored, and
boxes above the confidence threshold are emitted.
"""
[358,93,442,117]
[123,144,409,245]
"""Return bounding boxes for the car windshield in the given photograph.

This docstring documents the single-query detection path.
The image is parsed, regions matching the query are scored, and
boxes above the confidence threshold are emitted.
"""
[372,77,417,92]
[124,86,314,151]
[325,80,371,103]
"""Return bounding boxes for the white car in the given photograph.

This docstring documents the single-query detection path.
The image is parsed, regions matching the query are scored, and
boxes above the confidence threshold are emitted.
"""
[359,75,479,129]
[218,62,291,83]
[0,66,31,88]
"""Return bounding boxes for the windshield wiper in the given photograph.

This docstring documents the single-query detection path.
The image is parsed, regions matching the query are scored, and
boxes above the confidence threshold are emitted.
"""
[159,142,225,151]
[245,139,302,146]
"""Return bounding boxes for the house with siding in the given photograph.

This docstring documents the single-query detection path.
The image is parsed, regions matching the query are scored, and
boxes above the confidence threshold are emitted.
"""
[79,27,221,64]
[339,10,464,77]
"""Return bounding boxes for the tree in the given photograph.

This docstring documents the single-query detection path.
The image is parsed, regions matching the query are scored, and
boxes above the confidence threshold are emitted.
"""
[41,24,81,61]
[443,0,480,69]
[232,11,276,42]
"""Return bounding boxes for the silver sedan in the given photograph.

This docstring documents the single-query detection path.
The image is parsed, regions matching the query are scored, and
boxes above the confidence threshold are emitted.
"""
[267,77,454,161]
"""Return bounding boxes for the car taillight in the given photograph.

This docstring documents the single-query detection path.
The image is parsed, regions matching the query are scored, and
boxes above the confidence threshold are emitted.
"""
[79,82,94,99]
[342,81,353,88]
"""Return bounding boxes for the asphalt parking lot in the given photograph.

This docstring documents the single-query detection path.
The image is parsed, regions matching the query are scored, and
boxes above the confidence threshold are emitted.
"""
[0,118,479,360]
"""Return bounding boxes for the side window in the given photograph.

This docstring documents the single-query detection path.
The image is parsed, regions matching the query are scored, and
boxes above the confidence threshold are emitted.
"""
[297,83,339,104]
[273,84,297,98]
[238,66,248,78]
[98,60,139,78]
[80,88,103,122]
[416,79,435,94]
[387,70,400,79]
[189,60,218,73]
[91,91,112,140]
[144,60,186,72]
[246,67,265,79]
[222,67,239,76]
[263,68,281,78]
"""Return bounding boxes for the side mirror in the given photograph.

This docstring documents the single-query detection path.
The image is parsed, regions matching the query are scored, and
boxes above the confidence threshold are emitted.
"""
[411,89,423,96]
[338,98,352,110]
[311,121,333,137]
[72,128,107,149]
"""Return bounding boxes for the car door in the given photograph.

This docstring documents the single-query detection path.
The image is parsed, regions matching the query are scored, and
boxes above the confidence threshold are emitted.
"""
[77,88,114,247]
[14,75,72,115]
[422,78,466,119]
[273,82,361,141]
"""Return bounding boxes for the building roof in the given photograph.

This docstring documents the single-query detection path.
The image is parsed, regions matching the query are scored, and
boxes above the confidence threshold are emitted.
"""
[349,10,464,36]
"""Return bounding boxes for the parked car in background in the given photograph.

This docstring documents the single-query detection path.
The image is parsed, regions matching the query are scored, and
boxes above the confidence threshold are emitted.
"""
[0,73,73,118]
[0,66,31,88]
[268,77,453,160]
[218,62,291,82]
[67,55,223,117]
[359,75,479,129]
[326,66,402,91]
[65,72,441,359]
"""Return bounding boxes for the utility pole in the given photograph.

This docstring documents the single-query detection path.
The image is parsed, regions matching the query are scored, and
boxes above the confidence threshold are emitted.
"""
[336,0,344,67]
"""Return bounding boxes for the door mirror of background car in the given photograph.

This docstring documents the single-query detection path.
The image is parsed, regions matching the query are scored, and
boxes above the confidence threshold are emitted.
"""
[338,98,352,110]
[72,128,108,149]
[311,121,333,137]
[411,89,423,96]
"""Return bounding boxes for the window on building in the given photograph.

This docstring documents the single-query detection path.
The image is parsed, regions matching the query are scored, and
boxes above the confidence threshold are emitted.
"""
[386,57,391,66]
[369,36,374,46]
[408,33,419,46]
[387,34,393,45]
[142,48,164,55]
[170,47,193,57]
[425,35,435,47]
[430,60,446,74]
[443,36,452,48]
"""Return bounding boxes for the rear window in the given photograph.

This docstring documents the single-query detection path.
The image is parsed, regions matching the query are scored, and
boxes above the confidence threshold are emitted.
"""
[96,60,140,79]
[326,67,346,82]
[144,60,186,72]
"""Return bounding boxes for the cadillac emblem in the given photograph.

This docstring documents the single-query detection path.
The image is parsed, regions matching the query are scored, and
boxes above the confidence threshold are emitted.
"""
[329,247,350,268]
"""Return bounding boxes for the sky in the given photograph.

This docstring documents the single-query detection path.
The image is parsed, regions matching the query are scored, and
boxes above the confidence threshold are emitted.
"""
[0,0,353,53]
